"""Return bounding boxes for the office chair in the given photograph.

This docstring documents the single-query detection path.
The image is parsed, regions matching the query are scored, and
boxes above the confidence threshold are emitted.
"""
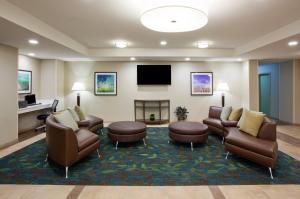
[35,99,59,132]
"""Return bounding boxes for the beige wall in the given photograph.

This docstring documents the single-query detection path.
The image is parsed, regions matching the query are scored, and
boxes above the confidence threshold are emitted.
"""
[40,59,65,110]
[64,61,245,122]
[18,55,41,99]
[293,59,300,124]
[248,60,259,111]
[0,44,18,148]
[241,61,250,109]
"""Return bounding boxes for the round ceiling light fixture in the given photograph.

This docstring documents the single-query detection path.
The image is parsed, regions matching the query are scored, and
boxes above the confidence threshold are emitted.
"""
[197,41,209,48]
[140,5,208,33]
[115,40,128,48]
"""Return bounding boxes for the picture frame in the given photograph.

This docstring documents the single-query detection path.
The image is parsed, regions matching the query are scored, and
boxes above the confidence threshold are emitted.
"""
[94,72,117,96]
[18,70,32,94]
[190,72,213,96]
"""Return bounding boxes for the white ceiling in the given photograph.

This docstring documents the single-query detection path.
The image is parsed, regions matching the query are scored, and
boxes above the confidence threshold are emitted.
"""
[0,0,300,61]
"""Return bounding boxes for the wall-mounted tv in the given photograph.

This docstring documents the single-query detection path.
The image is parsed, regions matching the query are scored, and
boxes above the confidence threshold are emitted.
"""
[137,65,171,85]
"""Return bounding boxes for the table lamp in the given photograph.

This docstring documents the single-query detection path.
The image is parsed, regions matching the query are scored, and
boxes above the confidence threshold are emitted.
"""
[72,82,85,106]
[217,82,230,107]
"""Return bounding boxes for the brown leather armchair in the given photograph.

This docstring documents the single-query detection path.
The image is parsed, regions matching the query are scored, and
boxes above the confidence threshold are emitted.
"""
[46,115,101,178]
[224,117,278,179]
[77,115,104,134]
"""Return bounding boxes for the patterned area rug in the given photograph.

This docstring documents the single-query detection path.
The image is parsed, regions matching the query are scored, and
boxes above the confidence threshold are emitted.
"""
[0,127,300,185]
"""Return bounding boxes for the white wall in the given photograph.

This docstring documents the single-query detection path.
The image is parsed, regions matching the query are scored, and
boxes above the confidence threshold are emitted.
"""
[64,61,244,122]
[18,55,41,99]
[0,44,18,148]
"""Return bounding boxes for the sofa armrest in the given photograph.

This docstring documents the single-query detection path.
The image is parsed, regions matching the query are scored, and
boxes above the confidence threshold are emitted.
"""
[77,120,90,127]
[258,118,277,141]
[221,120,238,127]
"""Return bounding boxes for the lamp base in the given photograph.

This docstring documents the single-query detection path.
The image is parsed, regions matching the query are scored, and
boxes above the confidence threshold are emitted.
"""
[77,93,80,106]
[222,94,225,107]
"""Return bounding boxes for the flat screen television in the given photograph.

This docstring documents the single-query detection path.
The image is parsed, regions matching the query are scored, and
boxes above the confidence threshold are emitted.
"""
[137,65,171,85]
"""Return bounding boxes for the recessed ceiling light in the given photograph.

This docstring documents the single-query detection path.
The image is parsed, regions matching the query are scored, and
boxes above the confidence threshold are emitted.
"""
[237,58,243,62]
[140,5,209,32]
[28,53,35,56]
[115,40,128,48]
[28,39,39,45]
[160,41,167,46]
[197,41,209,48]
[130,57,136,61]
[288,41,298,46]
[185,58,191,61]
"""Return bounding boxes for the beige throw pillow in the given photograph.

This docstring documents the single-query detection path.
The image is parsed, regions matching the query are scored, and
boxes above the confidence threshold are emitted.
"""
[239,110,265,137]
[67,107,80,122]
[54,110,79,131]
[74,105,86,121]
[228,108,243,121]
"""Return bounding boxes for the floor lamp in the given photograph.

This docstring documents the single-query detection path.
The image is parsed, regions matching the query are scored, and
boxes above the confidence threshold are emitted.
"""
[217,82,230,107]
[72,82,85,106]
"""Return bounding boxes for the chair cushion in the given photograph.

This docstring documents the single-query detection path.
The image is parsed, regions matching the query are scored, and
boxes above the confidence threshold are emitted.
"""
[203,118,223,129]
[54,110,79,131]
[220,106,232,121]
[239,110,265,137]
[76,129,99,151]
[228,108,243,121]
[85,115,103,128]
[226,127,277,158]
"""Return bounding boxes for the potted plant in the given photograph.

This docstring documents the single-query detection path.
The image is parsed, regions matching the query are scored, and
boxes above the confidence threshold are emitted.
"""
[175,106,189,121]
[150,113,155,121]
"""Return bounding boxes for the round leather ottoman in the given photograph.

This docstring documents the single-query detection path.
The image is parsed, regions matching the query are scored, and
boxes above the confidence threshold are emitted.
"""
[107,121,147,150]
[168,121,208,151]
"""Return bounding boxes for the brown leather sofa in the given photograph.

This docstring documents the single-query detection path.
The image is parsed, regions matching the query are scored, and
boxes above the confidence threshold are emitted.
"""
[46,115,101,178]
[77,115,104,134]
[203,106,235,143]
[224,117,278,179]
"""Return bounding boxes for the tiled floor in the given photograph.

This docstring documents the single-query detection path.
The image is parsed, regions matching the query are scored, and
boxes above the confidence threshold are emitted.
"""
[0,124,299,199]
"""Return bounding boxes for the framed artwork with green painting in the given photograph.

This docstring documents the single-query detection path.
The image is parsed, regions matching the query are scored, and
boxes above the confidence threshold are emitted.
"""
[94,72,117,96]
[18,70,32,94]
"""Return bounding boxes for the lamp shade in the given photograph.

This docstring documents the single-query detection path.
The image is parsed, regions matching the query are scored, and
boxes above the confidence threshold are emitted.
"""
[217,82,230,92]
[72,82,85,91]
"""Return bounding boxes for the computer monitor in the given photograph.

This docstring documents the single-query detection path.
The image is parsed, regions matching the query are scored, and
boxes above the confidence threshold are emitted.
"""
[25,94,36,105]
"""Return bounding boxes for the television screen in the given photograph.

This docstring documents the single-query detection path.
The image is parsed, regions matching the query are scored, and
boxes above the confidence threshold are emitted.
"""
[137,65,171,85]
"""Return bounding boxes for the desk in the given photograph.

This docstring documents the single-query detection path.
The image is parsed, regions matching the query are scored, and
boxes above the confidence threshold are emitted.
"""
[18,102,52,114]
[18,100,52,133]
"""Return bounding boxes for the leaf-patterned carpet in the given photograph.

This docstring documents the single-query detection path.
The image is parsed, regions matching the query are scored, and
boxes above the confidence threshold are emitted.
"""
[1,127,300,185]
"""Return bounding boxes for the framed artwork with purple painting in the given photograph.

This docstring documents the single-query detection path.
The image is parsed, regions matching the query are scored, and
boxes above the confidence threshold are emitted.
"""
[190,72,213,96]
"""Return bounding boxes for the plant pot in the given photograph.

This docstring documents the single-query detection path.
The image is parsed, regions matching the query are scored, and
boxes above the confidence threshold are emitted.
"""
[177,115,187,121]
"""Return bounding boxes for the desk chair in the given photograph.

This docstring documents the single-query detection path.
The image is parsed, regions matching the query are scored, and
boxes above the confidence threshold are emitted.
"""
[35,100,59,132]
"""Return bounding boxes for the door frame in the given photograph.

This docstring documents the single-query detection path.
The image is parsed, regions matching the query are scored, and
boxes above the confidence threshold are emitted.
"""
[259,73,272,115]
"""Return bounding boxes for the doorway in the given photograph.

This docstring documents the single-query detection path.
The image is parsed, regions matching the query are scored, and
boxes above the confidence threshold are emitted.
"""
[259,73,271,117]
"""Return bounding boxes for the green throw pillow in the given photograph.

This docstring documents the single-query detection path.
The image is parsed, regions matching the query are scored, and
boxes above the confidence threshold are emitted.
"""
[54,110,79,131]
[220,106,232,121]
